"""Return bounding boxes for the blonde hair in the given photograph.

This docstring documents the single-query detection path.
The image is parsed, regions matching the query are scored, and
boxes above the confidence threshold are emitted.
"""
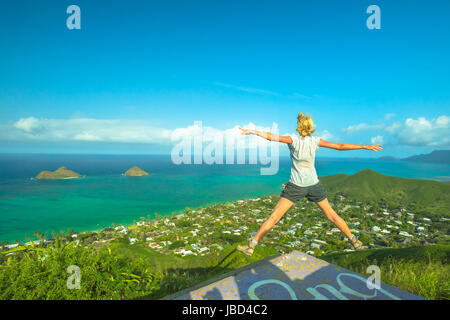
[296,112,316,137]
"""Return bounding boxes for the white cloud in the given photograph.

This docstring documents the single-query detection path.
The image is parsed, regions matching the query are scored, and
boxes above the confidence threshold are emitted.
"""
[384,113,395,120]
[342,123,384,134]
[385,122,401,134]
[214,82,314,99]
[13,117,43,133]
[5,117,173,144]
[316,129,334,141]
[170,121,280,150]
[370,135,384,144]
[341,115,449,147]
[73,132,102,141]
[436,115,450,127]
[394,116,450,147]
[3,117,280,150]
[8,115,448,149]
[214,82,280,96]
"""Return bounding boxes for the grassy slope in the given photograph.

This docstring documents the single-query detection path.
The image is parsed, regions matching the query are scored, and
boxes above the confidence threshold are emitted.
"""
[110,241,279,299]
[322,244,449,265]
[117,170,450,299]
[320,169,450,215]
[114,241,449,299]
[321,245,450,299]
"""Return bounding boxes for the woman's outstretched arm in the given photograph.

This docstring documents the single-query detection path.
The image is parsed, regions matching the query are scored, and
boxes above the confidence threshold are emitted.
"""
[238,127,293,144]
[319,139,382,151]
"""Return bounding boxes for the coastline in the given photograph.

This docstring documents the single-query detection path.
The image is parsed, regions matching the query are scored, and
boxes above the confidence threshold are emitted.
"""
[0,191,272,245]
[33,175,84,180]
[1,163,449,244]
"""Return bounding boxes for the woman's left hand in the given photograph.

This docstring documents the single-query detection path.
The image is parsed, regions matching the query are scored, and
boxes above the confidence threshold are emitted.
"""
[364,144,383,151]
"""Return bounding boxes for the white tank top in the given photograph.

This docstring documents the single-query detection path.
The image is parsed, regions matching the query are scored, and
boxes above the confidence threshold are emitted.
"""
[287,135,321,187]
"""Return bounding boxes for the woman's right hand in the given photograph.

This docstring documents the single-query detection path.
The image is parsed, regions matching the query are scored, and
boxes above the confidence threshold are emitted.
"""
[239,127,254,135]
[364,144,383,152]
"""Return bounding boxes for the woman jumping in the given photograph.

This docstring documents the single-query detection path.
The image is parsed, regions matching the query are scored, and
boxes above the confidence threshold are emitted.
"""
[236,112,382,256]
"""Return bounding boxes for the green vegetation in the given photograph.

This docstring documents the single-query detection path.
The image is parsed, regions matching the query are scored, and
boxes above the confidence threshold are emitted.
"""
[34,166,82,180]
[321,169,450,217]
[0,237,277,300]
[124,166,149,176]
[1,169,449,300]
[322,245,450,300]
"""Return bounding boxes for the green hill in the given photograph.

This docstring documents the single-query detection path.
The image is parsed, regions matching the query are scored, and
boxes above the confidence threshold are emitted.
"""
[320,169,450,216]
[110,241,279,299]
[322,245,450,299]
[120,242,450,300]
[322,244,449,266]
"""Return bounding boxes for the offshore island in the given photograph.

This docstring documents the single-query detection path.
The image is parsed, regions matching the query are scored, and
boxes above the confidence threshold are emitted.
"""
[124,166,150,176]
[34,166,83,180]
[2,169,449,300]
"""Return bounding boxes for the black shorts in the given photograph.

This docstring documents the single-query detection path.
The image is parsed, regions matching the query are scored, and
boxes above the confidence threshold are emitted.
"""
[280,181,327,203]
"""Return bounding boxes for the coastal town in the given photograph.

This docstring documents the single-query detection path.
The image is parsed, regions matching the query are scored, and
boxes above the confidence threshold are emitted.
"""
[5,192,447,259]
[0,165,441,258]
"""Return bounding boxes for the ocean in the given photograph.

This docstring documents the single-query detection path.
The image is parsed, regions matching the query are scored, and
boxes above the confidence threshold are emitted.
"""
[0,154,449,243]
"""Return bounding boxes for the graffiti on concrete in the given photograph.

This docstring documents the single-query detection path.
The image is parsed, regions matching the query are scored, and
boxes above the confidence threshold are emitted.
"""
[172,251,423,300]
[248,272,401,300]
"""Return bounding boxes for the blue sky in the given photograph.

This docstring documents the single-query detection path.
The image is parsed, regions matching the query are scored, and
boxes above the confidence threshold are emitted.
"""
[0,0,449,157]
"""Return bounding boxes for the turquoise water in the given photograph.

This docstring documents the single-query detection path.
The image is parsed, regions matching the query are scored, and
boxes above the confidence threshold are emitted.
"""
[0,154,448,243]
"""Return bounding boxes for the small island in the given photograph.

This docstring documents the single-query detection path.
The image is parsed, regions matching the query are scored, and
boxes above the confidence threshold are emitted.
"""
[377,156,399,161]
[35,167,83,180]
[124,166,149,177]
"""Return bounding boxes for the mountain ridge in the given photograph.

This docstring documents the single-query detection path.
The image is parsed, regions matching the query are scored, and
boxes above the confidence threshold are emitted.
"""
[320,168,450,216]
[377,150,450,164]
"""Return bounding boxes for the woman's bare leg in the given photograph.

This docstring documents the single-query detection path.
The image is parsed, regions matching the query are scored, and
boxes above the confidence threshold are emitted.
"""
[315,198,353,239]
[253,197,294,242]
